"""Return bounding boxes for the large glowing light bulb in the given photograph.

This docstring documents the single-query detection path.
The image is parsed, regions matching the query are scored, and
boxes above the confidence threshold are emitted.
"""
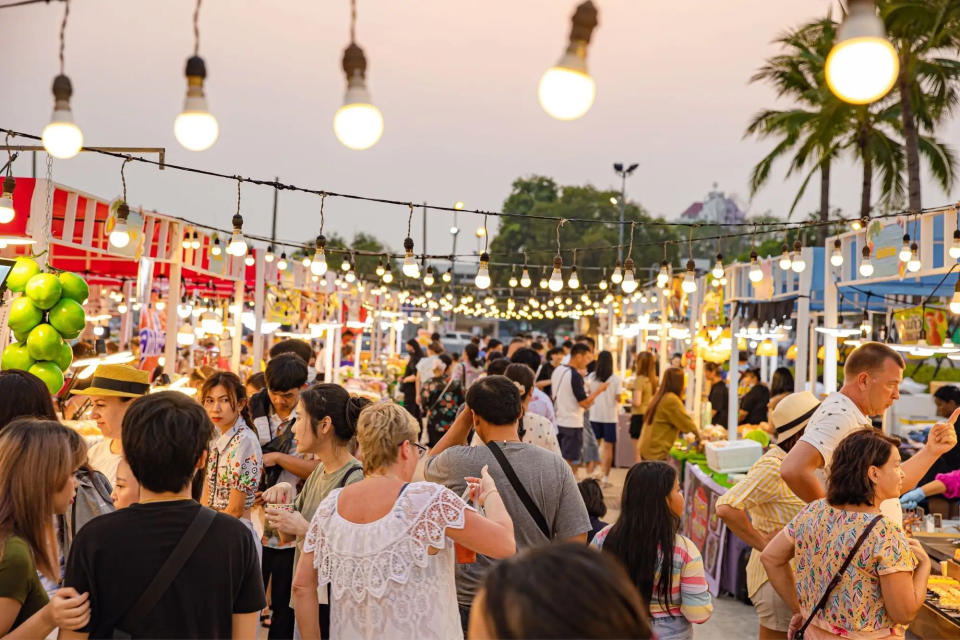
[402,237,420,278]
[42,75,83,159]
[656,261,670,289]
[311,237,328,276]
[711,254,724,279]
[0,177,16,224]
[621,258,638,293]
[475,253,491,289]
[859,245,874,277]
[548,257,564,292]
[109,203,131,248]
[174,57,219,151]
[334,44,383,150]
[748,251,763,283]
[567,266,579,289]
[790,242,806,273]
[681,260,697,294]
[830,239,844,267]
[538,1,598,120]
[825,0,898,105]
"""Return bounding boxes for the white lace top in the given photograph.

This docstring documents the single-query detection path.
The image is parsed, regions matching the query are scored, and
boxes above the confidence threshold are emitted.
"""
[304,481,468,640]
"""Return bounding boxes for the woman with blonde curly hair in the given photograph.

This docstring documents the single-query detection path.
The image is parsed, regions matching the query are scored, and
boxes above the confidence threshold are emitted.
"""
[291,402,516,640]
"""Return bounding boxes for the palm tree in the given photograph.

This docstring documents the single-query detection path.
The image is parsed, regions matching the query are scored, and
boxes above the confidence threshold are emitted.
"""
[882,0,960,212]
[746,18,849,243]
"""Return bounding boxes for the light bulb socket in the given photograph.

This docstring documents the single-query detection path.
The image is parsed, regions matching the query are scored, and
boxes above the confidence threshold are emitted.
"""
[553,255,563,269]
[404,237,414,252]
[117,202,130,222]
[862,245,871,258]
[342,42,368,83]
[910,241,919,252]
[834,238,842,249]
[716,252,722,262]
[315,234,326,250]
[568,1,599,45]
[479,251,490,265]
[750,250,758,261]
[185,55,207,81]
[2,175,14,196]
[686,259,695,272]
[793,240,802,252]
[51,74,73,105]
[232,213,243,231]
[903,233,910,244]
[624,258,635,271]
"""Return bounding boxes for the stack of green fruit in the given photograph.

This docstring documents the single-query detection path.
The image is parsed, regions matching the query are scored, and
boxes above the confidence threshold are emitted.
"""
[1,257,89,393]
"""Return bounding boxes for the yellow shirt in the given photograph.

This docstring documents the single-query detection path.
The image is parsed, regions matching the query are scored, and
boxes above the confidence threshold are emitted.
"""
[638,393,696,460]
[631,375,653,416]
[716,446,805,596]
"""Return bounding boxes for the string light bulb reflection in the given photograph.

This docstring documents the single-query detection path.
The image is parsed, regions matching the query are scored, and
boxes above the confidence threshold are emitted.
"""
[538,1,598,120]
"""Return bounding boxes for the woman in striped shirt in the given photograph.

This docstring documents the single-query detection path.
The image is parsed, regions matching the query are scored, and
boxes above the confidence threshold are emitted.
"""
[592,462,712,640]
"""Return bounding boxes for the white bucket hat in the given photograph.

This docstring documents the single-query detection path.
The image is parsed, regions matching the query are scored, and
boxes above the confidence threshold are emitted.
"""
[771,391,821,444]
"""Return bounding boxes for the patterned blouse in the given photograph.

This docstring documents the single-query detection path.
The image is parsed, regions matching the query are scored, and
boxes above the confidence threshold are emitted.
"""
[205,419,263,511]
[785,500,917,639]
[421,375,465,435]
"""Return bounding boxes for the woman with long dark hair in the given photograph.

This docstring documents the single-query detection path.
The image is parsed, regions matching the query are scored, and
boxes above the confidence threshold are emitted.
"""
[401,339,424,421]
[639,367,699,461]
[630,352,657,461]
[767,368,794,425]
[587,351,622,484]
[0,370,58,431]
[452,343,481,389]
[593,462,712,640]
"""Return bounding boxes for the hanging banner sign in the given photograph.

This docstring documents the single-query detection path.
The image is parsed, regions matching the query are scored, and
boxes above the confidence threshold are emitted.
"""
[869,222,904,279]
[893,305,948,346]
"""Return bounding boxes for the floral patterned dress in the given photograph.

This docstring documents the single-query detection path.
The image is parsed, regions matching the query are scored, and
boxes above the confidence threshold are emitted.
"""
[421,375,465,447]
[785,500,917,639]
[205,418,263,511]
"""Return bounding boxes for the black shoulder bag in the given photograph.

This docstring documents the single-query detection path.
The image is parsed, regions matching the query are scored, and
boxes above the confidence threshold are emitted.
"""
[485,441,550,539]
[793,514,883,640]
[111,506,216,638]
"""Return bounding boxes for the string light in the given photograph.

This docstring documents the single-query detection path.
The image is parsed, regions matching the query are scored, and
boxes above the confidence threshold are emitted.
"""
[621,222,638,293]
[519,264,531,288]
[859,310,871,338]
[340,254,351,272]
[907,242,921,272]
[244,247,255,266]
[859,245,874,277]
[402,204,420,278]
[334,0,383,150]
[898,233,911,262]
[538,1,598,120]
[950,280,960,315]
[423,265,435,287]
[42,0,83,159]
[567,265,579,289]
[790,240,806,273]
[381,261,394,283]
[175,0,218,151]
[610,259,623,284]
[830,238,843,267]
[277,252,287,270]
[778,244,792,270]
[539,268,549,289]
[264,245,275,263]
[226,178,247,256]
[442,267,452,283]
[748,250,763,282]
[825,0,898,105]
[375,257,385,277]
[301,254,312,268]
[508,266,518,288]
[475,214,491,289]
[345,264,356,283]
[549,256,563,292]
[711,254,724,279]
[681,260,697,293]
[109,157,133,249]
[598,269,608,290]
[951,229,960,261]
[0,137,14,224]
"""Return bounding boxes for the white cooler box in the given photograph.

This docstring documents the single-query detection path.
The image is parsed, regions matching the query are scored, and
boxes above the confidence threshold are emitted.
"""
[704,440,763,473]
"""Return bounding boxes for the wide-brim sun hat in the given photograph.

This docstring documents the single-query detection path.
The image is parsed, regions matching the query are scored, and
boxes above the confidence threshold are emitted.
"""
[771,391,821,444]
[70,363,150,398]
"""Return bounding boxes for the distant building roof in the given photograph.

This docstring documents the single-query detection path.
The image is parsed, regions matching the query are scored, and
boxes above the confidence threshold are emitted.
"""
[679,184,746,225]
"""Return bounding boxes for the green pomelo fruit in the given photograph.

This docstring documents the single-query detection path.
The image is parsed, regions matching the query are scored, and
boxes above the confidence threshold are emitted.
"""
[29,361,64,394]
[48,298,86,335]
[58,271,89,303]
[7,296,43,333]
[26,324,63,361]
[6,257,41,293]
[1,343,35,371]
[25,273,63,310]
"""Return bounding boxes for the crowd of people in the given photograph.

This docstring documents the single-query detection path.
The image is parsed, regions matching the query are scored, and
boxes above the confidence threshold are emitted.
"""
[0,333,958,640]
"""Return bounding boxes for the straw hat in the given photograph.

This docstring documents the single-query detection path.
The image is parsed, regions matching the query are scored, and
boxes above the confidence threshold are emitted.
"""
[771,391,821,444]
[71,364,150,398]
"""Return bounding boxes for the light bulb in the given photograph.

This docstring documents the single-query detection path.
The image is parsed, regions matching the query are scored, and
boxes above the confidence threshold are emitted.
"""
[117,303,128,314]
[340,256,351,272]
[830,239,844,267]
[681,260,697,294]
[277,253,288,270]
[109,203,131,248]
[175,57,219,151]
[950,282,960,315]
[621,258,638,293]
[598,279,607,290]
[548,256,564,292]
[244,250,255,267]
[825,0,898,104]
[899,234,911,262]
[907,242,921,272]
[211,238,222,256]
[611,261,623,284]
[302,255,312,268]
[859,246,874,277]
[375,259,385,277]
[442,268,452,283]
[42,75,83,159]
[538,1,598,120]
[334,44,384,150]
[424,266,435,287]
[345,268,356,283]
[851,219,863,231]
[0,177,15,224]
[402,237,420,278]
[791,241,806,273]
[382,264,394,283]
[778,245,792,270]
[177,300,193,319]
[860,311,871,337]
[311,236,328,275]
[656,261,670,289]
[508,274,518,288]
[156,300,166,312]
[226,232,246,256]
[749,251,763,283]
[567,266,579,289]
[264,246,275,263]
[132,301,142,311]
[539,276,548,289]
[475,253,491,289]
[520,268,531,288]
[951,230,960,260]
[711,254,724,279]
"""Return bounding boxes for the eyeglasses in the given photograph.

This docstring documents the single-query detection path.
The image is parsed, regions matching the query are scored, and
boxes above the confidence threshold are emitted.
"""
[411,442,429,459]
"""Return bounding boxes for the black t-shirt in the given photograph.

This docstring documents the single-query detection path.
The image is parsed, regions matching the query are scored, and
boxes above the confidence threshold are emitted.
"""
[739,384,770,425]
[709,382,729,427]
[64,501,265,639]
[538,363,555,398]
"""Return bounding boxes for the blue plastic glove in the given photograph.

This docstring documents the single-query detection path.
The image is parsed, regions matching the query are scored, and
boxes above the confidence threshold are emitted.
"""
[900,487,926,509]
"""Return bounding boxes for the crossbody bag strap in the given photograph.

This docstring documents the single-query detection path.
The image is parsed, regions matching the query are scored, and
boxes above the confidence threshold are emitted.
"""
[551,368,570,404]
[338,465,362,489]
[485,441,550,539]
[796,514,884,639]
[112,507,217,638]
[428,378,456,413]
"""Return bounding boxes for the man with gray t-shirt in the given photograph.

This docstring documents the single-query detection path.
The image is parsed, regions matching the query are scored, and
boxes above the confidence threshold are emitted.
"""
[424,375,590,633]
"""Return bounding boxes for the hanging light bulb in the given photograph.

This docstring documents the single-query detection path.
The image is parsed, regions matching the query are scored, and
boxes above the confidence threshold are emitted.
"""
[175,55,219,151]
[548,256,564,292]
[791,241,806,273]
[610,260,623,284]
[340,255,351,272]
[382,262,394,283]
[621,258,638,293]
[277,252,288,270]
[519,267,531,288]
[538,1,598,120]
[475,253,492,289]
[244,248,255,267]
[711,253,724,279]
[402,237,420,278]
[681,260,697,294]
[334,39,384,150]
[226,214,247,256]
[177,293,193,319]
[830,238,844,267]
[424,265,436,286]
[598,277,607,290]
[156,300,167,312]
[539,269,549,289]
[311,236,328,276]
[108,203,132,249]
[301,255,312,268]
[778,244,792,270]
[567,266,579,289]
[211,236,222,256]
[825,0,898,105]
[345,266,356,283]
[42,75,83,159]
[193,231,203,250]
[0,176,15,224]
[748,251,763,283]
[950,280,960,315]
[117,301,128,314]
[859,245,874,277]
[851,219,863,231]
[907,242,921,272]
[860,310,871,338]
[951,229,960,260]
[442,267,452,283]
[656,261,670,289]
[375,257,385,277]
[898,234,911,262]
[264,245,275,263]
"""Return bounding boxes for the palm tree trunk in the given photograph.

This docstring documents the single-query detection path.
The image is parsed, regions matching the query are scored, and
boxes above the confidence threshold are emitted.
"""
[899,51,922,213]
[817,158,831,244]
[859,121,872,221]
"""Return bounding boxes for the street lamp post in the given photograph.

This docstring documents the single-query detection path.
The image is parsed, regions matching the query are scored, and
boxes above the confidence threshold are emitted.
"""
[613,162,639,263]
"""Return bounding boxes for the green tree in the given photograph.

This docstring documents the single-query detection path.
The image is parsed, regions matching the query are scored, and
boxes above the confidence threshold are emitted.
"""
[488,176,684,289]
[882,0,960,212]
